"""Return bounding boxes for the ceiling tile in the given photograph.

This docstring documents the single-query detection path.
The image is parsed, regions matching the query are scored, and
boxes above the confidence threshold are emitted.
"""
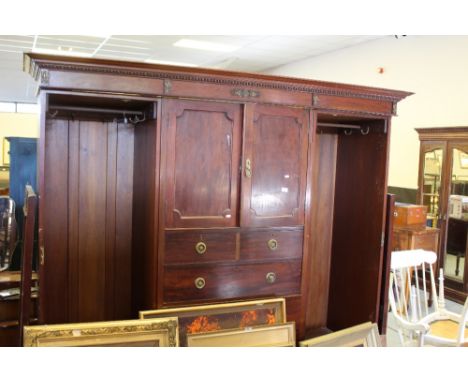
[0,34,386,102]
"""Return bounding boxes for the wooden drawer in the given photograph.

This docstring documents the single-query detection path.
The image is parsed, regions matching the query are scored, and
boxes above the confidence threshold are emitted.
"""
[164,230,239,265]
[412,231,439,252]
[240,229,303,261]
[392,227,439,252]
[163,260,302,304]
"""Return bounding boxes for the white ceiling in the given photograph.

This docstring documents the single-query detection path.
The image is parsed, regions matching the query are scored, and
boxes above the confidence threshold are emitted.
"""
[0,35,386,103]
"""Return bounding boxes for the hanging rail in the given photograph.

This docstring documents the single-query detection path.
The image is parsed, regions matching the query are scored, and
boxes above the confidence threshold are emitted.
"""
[317,122,361,130]
[317,122,370,135]
[48,105,145,116]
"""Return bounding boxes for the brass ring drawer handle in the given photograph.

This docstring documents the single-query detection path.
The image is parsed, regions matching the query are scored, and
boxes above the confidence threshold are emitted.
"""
[266,272,276,284]
[194,277,206,289]
[267,239,278,251]
[195,241,207,255]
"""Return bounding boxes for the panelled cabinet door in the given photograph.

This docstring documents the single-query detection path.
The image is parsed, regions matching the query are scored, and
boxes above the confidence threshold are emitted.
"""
[162,99,242,228]
[241,104,309,227]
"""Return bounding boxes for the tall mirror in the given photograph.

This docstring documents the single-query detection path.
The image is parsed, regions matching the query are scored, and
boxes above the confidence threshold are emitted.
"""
[445,148,468,283]
[421,149,443,227]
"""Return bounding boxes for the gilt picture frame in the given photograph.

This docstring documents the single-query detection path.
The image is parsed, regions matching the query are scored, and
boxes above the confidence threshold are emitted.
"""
[139,298,286,347]
[187,321,296,347]
[23,317,179,347]
[299,322,382,347]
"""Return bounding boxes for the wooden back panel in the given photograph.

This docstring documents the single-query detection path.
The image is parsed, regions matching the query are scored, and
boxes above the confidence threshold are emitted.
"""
[41,117,136,323]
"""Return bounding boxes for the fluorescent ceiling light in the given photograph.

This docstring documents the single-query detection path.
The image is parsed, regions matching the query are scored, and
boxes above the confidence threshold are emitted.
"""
[145,58,198,67]
[173,39,239,52]
[17,103,39,114]
[32,47,92,58]
[0,102,15,113]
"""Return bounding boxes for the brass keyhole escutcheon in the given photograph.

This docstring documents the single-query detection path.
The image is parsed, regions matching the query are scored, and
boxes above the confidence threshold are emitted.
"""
[245,158,252,178]
[267,239,278,251]
[266,272,276,284]
[195,241,207,255]
[195,277,206,289]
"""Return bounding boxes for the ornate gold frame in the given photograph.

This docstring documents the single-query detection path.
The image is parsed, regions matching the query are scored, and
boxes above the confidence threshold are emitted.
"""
[299,322,382,347]
[140,298,286,346]
[23,317,179,347]
[186,322,296,347]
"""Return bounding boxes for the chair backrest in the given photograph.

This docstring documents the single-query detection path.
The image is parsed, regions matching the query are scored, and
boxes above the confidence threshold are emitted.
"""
[389,249,438,321]
[18,185,37,346]
[0,196,17,271]
[388,249,440,345]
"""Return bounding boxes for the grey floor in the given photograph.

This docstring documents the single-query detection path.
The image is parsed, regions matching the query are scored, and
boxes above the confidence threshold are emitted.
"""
[386,297,464,346]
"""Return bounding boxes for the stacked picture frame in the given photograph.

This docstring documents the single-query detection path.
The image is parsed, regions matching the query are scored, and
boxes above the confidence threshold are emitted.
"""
[140,298,295,347]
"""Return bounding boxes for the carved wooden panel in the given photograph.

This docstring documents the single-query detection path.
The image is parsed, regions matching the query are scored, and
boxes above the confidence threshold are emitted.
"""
[162,99,242,228]
[241,104,309,227]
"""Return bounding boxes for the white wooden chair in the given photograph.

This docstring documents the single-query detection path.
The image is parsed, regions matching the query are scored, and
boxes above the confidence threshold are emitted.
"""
[388,249,468,346]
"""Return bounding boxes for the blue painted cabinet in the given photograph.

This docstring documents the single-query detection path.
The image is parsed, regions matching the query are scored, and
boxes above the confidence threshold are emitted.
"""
[7,137,37,269]
[7,137,37,210]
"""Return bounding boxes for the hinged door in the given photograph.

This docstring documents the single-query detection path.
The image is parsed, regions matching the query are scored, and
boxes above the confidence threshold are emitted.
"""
[241,104,309,227]
[162,99,242,228]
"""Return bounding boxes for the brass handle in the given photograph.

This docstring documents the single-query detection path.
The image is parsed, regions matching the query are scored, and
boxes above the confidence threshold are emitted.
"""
[194,277,206,289]
[245,158,252,178]
[195,241,207,255]
[267,239,278,251]
[266,272,276,284]
[40,246,45,266]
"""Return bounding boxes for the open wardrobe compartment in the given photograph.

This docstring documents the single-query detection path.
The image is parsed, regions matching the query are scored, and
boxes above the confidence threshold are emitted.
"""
[39,92,160,323]
[25,53,411,339]
[310,115,390,332]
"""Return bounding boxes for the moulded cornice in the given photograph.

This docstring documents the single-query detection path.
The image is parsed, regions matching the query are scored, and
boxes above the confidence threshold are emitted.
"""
[416,127,468,141]
[24,53,412,103]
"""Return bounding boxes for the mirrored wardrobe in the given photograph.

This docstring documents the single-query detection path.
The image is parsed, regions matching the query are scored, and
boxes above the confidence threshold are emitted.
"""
[417,127,468,302]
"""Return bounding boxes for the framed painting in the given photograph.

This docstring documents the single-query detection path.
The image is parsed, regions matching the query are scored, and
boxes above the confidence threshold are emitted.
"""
[23,317,179,347]
[140,298,286,346]
[187,322,295,347]
[299,322,382,347]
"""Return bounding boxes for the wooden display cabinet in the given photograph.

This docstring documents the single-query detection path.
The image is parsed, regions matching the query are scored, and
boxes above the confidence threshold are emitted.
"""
[23,53,411,340]
[416,127,468,303]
